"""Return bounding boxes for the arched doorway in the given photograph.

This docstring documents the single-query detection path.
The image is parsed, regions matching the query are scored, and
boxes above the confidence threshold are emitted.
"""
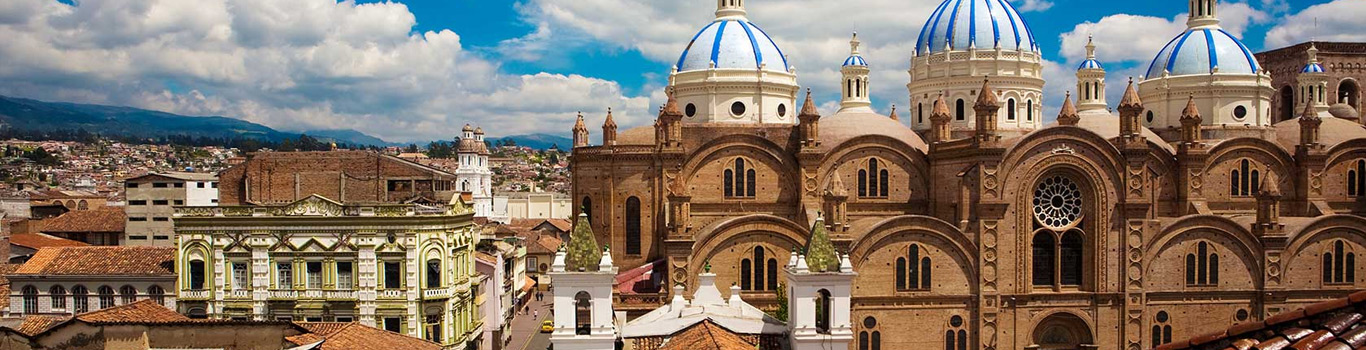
[1340,80,1360,111]
[1279,86,1295,122]
[1029,313,1096,350]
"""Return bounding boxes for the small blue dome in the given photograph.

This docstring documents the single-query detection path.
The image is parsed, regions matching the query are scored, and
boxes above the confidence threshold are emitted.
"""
[915,0,1040,56]
[1077,59,1102,71]
[1145,28,1260,78]
[1303,62,1325,73]
[676,19,789,72]
[843,55,867,67]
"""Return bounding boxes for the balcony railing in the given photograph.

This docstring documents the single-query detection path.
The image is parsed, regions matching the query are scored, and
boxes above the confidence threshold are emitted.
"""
[181,289,210,300]
[301,290,324,299]
[325,290,356,300]
[614,292,666,311]
[423,288,451,300]
[269,290,297,299]
[378,290,405,299]
[227,290,250,299]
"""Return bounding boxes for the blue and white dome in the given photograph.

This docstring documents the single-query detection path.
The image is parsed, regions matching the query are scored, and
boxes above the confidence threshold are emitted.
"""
[843,55,867,67]
[1145,28,1260,78]
[1077,59,1102,71]
[915,0,1040,56]
[1303,62,1325,73]
[676,19,789,73]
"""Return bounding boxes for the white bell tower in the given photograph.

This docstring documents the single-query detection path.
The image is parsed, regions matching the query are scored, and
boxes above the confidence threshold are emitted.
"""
[839,32,873,113]
[1075,35,1108,113]
[549,245,618,350]
[1297,43,1330,116]
[786,217,855,350]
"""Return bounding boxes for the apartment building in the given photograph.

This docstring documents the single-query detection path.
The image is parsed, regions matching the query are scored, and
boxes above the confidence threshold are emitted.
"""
[124,172,218,246]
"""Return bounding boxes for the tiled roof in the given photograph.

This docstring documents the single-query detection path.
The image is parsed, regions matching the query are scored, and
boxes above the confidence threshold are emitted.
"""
[39,209,124,233]
[0,263,20,309]
[659,320,756,350]
[75,299,190,324]
[294,322,443,350]
[15,315,67,336]
[475,252,497,264]
[27,190,101,200]
[1155,290,1366,350]
[14,246,175,276]
[525,233,563,255]
[9,233,90,249]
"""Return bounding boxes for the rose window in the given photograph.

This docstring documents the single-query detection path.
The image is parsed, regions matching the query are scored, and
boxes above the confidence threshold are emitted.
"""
[1032,175,1082,230]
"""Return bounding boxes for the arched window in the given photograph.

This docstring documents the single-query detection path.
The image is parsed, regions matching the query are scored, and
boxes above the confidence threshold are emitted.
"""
[945,315,967,350]
[148,286,165,306]
[919,103,925,124]
[1008,99,1017,120]
[900,244,933,290]
[1032,232,1056,286]
[869,159,879,197]
[955,99,965,120]
[1186,242,1220,286]
[859,159,889,198]
[815,289,832,334]
[119,285,137,304]
[72,285,88,313]
[188,260,206,290]
[856,79,862,98]
[98,286,114,309]
[625,197,641,255]
[1349,160,1366,197]
[50,286,66,310]
[1060,231,1083,286]
[1027,100,1034,121]
[575,291,592,335]
[1152,311,1173,346]
[77,200,87,210]
[880,169,889,197]
[858,170,867,197]
[896,257,907,290]
[581,196,592,223]
[426,259,441,288]
[1325,240,1357,285]
[741,247,776,291]
[1232,159,1260,197]
[21,286,37,314]
[766,258,778,291]
[726,159,756,198]
[754,247,766,290]
[860,317,881,350]
[740,259,752,290]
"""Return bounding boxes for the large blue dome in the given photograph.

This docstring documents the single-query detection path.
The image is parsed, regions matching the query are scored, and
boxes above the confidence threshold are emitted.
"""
[915,0,1040,56]
[1145,28,1260,78]
[675,19,789,73]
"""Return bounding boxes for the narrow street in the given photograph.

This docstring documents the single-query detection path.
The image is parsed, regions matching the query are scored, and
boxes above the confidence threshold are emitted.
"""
[506,290,553,350]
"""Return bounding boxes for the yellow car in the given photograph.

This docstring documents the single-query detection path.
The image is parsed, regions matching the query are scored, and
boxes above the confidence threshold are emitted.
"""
[540,320,554,333]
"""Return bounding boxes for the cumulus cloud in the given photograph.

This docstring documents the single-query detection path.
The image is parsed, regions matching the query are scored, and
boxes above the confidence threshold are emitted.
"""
[1057,2,1268,66]
[1011,0,1055,12]
[0,0,651,142]
[1264,0,1366,49]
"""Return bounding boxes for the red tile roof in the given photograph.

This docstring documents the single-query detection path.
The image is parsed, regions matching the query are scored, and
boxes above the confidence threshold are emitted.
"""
[1155,290,1366,350]
[659,320,756,350]
[39,209,124,233]
[0,263,21,309]
[524,233,563,255]
[75,299,190,324]
[9,233,90,250]
[14,246,175,276]
[294,322,443,350]
[15,315,68,336]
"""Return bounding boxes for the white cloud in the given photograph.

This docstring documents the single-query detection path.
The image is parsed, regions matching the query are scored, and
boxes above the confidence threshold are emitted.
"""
[1264,0,1366,49]
[1011,0,1054,13]
[1057,2,1267,66]
[0,0,651,143]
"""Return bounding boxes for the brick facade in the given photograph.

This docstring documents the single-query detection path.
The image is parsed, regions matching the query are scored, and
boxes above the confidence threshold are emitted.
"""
[1256,42,1366,123]
[217,151,457,205]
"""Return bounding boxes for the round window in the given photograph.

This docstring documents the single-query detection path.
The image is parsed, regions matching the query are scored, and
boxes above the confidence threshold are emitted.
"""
[1235,309,1249,321]
[731,101,746,116]
[1156,311,1169,323]
[778,103,787,117]
[685,103,697,117]
[949,315,963,327]
[1146,111,1154,123]
[863,316,877,329]
[1032,175,1083,230]
[1234,105,1248,119]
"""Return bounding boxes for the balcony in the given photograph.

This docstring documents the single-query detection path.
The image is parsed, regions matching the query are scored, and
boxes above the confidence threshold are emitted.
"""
[423,288,451,300]
[181,289,209,300]
[378,290,405,299]
[268,290,298,299]
[325,290,357,300]
[613,292,666,312]
[226,290,250,300]
[301,290,324,299]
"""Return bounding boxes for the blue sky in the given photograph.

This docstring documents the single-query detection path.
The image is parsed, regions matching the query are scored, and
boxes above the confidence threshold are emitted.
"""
[0,0,1359,142]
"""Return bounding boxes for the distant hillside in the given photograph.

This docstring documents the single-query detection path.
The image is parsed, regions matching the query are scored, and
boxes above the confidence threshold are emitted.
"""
[0,95,395,147]
[486,133,573,150]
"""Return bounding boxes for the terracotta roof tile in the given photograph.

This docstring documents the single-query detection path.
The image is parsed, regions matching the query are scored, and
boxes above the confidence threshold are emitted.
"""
[659,320,756,350]
[295,322,442,350]
[75,299,189,324]
[15,315,67,336]
[9,233,89,249]
[1155,293,1366,350]
[39,209,124,233]
[14,246,174,276]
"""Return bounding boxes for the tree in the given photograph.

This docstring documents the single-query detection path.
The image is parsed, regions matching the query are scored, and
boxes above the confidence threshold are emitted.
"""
[772,282,788,322]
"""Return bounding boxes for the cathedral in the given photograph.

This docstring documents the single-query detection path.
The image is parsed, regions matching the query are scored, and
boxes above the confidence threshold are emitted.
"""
[567,0,1366,349]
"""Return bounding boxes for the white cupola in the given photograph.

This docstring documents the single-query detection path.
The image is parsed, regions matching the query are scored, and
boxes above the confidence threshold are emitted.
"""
[1297,43,1330,116]
[839,32,872,113]
[1075,35,1107,113]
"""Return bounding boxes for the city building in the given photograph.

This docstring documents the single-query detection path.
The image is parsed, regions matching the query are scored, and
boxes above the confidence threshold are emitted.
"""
[36,208,124,245]
[568,1,1366,350]
[504,191,572,220]
[124,172,219,246]
[215,151,458,206]
[173,194,482,349]
[457,125,510,224]
[7,233,87,263]
[1256,42,1365,123]
[476,252,512,350]
[25,190,105,212]
[5,246,176,317]
[0,299,444,350]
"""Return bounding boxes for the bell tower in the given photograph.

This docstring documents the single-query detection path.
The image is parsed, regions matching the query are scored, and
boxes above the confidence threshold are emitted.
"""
[1187,0,1220,28]
[839,32,872,113]
[1075,36,1108,113]
[1297,43,1330,116]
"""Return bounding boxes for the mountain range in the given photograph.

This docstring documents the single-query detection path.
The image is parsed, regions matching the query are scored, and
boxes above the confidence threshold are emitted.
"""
[0,95,571,149]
